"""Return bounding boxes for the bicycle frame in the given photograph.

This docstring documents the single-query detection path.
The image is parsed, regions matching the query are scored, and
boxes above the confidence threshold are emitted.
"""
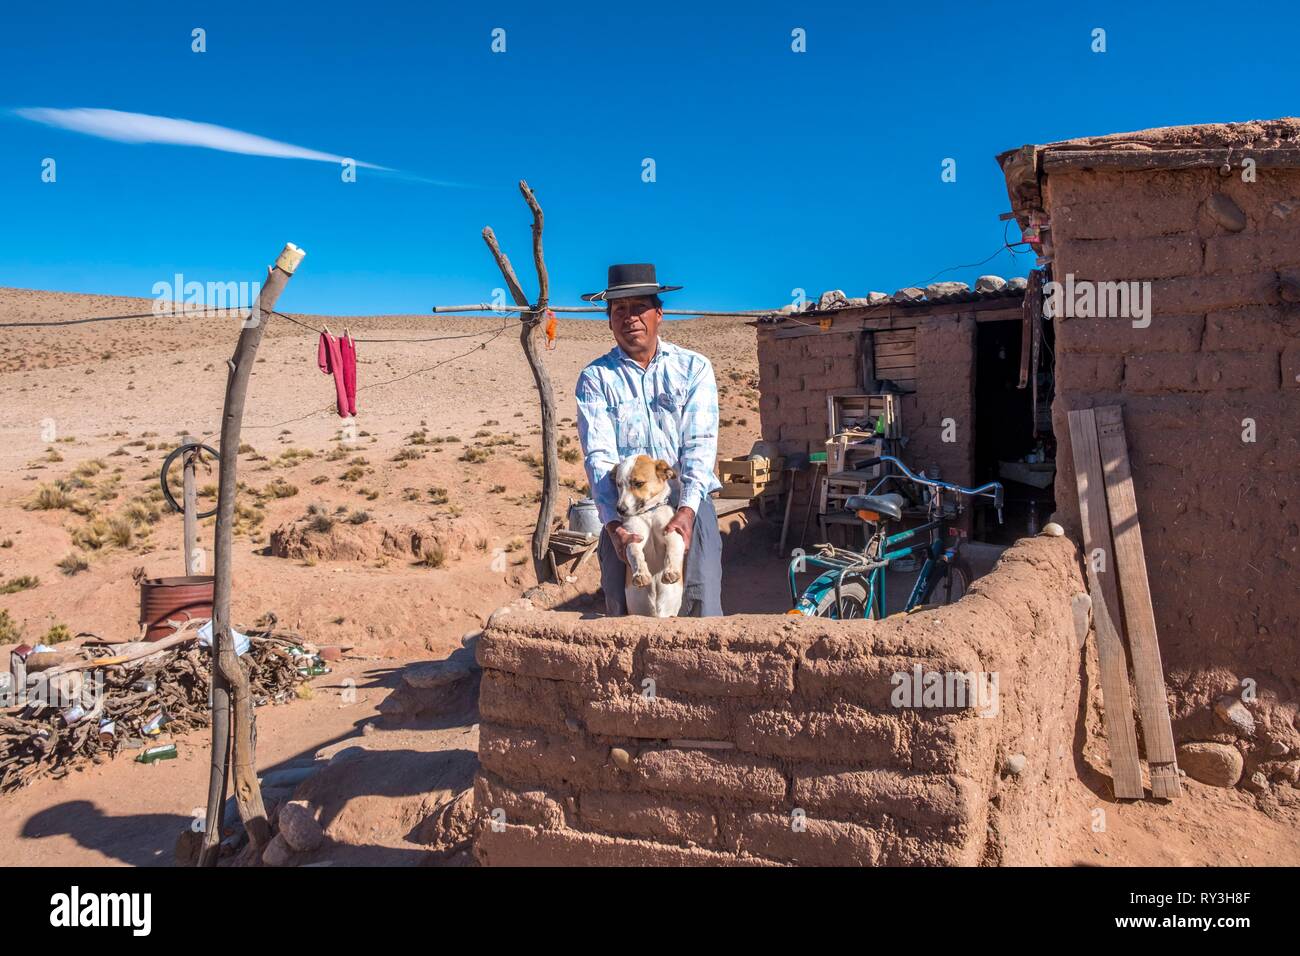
[788,514,957,618]
[788,455,1002,619]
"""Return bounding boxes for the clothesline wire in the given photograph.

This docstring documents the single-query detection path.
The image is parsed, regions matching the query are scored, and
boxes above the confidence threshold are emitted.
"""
[269,310,517,343]
[243,318,513,431]
[0,305,516,345]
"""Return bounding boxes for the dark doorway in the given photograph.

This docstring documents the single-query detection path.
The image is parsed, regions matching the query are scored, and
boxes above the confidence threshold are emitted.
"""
[974,319,1055,543]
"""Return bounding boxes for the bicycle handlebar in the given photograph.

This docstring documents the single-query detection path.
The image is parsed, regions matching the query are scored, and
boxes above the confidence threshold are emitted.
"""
[854,455,1005,512]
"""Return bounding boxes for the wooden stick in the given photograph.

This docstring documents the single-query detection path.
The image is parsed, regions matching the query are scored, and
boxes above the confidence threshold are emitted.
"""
[199,242,305,866]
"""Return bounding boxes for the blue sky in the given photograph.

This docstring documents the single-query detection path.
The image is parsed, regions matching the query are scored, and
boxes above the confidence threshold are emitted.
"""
[0,1,1294,317]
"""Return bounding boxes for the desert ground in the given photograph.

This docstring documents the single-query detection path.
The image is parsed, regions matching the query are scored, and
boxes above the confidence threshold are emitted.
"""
[1,286,1296,866]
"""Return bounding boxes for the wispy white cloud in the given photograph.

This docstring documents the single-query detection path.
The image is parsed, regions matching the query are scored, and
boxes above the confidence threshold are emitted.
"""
[15,106,390,170]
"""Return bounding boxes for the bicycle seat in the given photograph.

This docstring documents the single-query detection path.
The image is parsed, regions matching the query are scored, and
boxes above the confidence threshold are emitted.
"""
[845,493,904,521]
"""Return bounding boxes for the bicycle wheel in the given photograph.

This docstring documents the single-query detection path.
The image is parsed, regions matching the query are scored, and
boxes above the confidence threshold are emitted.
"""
[926,555,973,606]
[811,577,871,619]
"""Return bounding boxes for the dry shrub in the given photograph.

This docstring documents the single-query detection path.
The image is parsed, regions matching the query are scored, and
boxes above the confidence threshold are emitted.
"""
[26,482,73,511]
[57,552,90,575]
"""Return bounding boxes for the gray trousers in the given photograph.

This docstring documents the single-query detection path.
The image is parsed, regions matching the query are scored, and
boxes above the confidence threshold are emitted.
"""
[598,494,723,617]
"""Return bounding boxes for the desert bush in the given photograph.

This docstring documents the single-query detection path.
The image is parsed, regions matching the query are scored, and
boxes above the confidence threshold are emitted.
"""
[460,447,490,464]
[44,624,73,644]
[418,541,446,568]
[71,519,110,551]
[262,478,299,499]
[57,552,90,575]
[106,516,135,548]
[428,487,449,504]
[26,482,73,511]
[348,510,371,525]
[392,447,423,461]
[340,465,366,482]
[0,575,39,595]
[308,514,335,534]
[0,610,20,643]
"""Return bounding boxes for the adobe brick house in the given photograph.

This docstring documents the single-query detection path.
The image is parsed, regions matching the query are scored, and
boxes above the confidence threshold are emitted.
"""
[754,285,1045,539]
[998,119,1300,751]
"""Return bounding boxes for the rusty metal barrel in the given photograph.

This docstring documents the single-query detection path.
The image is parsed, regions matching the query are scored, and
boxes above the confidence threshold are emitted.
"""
[138,575,215,641]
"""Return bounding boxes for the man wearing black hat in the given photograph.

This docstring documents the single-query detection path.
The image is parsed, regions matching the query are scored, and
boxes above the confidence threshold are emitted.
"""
[575,264,723,616]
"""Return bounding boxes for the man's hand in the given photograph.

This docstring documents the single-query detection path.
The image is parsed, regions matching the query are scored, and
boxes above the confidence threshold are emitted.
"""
[605,521,643,565]
[663,506,695,552]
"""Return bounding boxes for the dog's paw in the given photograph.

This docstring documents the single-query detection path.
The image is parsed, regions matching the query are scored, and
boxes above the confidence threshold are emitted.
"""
[661,568,681,584]
[631,572,652,588]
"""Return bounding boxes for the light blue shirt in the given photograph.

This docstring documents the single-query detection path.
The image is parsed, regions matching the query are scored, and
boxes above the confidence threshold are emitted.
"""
[576,339,721,526]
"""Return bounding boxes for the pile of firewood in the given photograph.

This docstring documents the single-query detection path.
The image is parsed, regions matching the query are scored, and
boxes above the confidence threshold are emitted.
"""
[0,619,321,794]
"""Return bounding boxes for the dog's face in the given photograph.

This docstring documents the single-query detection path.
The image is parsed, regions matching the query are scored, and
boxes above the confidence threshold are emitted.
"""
[613,454,675,518]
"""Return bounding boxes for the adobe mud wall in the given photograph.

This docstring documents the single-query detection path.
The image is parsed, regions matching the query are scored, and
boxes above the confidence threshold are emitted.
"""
[472,535,1083,866]
[755,298,1020,523]
[1040,161,1300,745]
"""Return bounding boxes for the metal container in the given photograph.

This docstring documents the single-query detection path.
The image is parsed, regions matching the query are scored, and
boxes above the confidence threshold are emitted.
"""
[566,497,602,536]
[139,575,214,641]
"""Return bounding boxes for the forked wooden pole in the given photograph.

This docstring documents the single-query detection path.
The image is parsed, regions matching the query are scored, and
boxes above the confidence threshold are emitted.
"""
[482,181,558,576]
[197,242,306,865]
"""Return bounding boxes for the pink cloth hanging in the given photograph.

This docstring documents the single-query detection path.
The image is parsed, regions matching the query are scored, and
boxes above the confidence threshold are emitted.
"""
[317,331,350,418]
[339,332,358,416]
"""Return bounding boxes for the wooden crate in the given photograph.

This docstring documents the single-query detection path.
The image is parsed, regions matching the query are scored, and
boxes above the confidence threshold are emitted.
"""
[717,456,785,499]
[826,393,901,439]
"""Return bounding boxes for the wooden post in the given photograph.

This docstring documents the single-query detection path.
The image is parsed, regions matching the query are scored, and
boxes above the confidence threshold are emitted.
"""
[482,181,557,576]
[182,437,199,576]
[198,242,305,865]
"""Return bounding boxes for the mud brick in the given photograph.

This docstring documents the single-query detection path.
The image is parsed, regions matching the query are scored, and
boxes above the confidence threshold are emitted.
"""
[1051,197,1203,241]
[580,790,718,846]
[791,768,980,829]
[477,723,614,791]
[477,632,630,683]
[718,811,882,866]
[1124,351,1277,393]
[1056,234,1202,281]
[582,695,729,739]
[735,706,904,765]
[642,646,793,698]
[1148,272,1280,314]
[478,670,575,732]
[1056,315,1203,354]
[1045,167,1217,207]
[796,654,985,711]
[474,824,777,867]
[1204,227,1300,274]
[1204,307,1298,351]
[474,771,567,828]
[633,747,787,802]
[1053,354,1124,392]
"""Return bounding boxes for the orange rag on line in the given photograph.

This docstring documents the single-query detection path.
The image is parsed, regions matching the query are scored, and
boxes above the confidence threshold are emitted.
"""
[545,310,557,350]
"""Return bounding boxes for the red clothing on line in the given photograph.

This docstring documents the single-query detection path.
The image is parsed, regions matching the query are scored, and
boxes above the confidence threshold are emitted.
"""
[339,333,358,416]
[317,331,357,418]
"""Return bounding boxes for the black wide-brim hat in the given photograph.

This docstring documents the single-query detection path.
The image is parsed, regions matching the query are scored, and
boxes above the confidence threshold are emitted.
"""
[581,263,683,302]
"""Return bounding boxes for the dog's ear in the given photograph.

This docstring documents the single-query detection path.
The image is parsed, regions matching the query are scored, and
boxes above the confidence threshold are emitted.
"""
[655,459,676,481]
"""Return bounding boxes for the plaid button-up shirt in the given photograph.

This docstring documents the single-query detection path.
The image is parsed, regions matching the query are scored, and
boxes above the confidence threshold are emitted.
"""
[576,339,721,526]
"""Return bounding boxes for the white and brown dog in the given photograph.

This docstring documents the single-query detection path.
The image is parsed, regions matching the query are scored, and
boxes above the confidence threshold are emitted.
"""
[612,454,685,618]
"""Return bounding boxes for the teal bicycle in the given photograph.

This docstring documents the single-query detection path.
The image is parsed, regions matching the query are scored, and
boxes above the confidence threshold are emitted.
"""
[788,455,1004,619]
